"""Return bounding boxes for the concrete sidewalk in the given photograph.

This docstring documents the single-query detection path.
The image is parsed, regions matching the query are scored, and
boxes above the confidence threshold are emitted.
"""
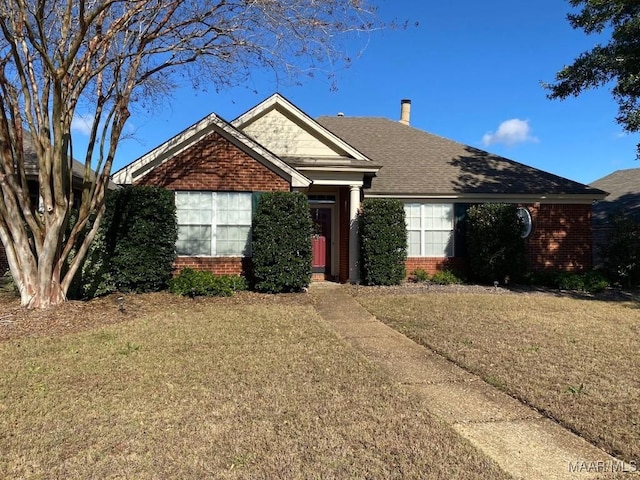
[310,283,637,480]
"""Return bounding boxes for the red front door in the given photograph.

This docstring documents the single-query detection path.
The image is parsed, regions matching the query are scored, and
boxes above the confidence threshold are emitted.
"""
[311,207,331,274]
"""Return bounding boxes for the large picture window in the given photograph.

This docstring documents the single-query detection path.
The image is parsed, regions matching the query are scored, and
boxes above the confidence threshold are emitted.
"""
[175,191,252,256]
[404,203,454,257]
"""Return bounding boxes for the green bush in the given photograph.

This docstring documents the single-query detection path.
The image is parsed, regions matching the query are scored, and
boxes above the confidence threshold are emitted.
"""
[73,186,177,298]
[411,268,430,283]
[104,186,177,293]
[251,192,312,293]
[169,268,246,297]
[556,272,585,291]
[359,199,407,286]
[431,270,463,285]
[525,269,610,293]
[466,203,528,284]
[599,214,640,287]
[583,270,610,293]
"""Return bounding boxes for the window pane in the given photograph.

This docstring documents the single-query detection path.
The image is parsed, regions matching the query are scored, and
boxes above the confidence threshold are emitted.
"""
[407,230,421,256]
[217,192,252,226]
[177,225,211,256]
[217,226,251,256]
[424,231,453,257]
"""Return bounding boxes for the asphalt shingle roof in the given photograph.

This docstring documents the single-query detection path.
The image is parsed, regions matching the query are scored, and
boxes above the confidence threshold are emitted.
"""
[590,168,640,224]
[317,116,605,198]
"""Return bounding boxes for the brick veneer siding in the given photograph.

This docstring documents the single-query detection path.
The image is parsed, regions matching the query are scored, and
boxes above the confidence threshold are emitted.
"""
[404,202,593,278]
[405,257,467,277]
[136,130,290,276]
[174,256,249,276]
[136,131,290,192]
[526,203,593,271]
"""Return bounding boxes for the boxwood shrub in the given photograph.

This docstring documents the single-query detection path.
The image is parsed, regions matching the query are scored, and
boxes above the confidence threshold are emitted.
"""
[169,268,247,297]
[466,203,527,284]
[251,192,312,293]
[359,199,407,285]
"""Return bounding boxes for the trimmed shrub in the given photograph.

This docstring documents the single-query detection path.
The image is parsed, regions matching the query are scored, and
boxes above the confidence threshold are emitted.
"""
[104,186,177,293]
[431,270,463,285]
[556,272,585,291]
[411,268,430,283]
[359,199,407,285]
[583,270,610,293]
[599,214,640,287]
[466,203,528,283]
[169,268,246,297]
[251,192,312,293]
[524,269,610,293]
[73,186,177,298]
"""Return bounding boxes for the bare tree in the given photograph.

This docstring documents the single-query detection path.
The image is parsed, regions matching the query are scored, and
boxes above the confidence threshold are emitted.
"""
[0,0,379,308]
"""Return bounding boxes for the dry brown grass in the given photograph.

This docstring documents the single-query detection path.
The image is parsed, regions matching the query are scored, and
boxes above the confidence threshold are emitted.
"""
[0,292,510,479]
[357,290,640,464]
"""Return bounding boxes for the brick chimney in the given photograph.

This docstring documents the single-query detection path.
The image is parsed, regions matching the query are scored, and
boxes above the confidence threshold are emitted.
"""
[399,99,411,125]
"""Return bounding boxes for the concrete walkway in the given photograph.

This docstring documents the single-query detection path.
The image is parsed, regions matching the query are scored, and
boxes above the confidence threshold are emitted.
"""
[310,283,638,480]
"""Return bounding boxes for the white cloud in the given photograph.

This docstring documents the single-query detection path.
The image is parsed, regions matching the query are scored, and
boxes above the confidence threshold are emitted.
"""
[71,113,94,136]
[482,119,538,147]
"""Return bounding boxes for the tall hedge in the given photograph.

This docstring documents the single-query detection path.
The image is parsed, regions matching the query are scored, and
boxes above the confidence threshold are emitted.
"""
[75,186,177,297]
[251,192,312,293]
[359,198,407,285]
[466,203,527,283]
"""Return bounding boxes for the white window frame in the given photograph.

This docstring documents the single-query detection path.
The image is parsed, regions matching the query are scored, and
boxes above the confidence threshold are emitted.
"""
[404,203,454,258]
[175,191,252,257]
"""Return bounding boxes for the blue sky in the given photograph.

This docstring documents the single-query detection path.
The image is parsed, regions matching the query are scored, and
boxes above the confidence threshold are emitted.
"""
[78,0,639,185]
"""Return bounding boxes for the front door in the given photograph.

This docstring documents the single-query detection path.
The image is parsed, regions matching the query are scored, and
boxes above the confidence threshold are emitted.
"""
[311,207,332,274]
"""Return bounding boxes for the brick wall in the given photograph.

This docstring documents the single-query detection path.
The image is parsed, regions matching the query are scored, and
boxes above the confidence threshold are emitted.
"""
[405,257,467,276]
[526,203,592,271]
[404,203,593,277]
[136,131,290,192]
[137,130,290,277]
[174,256,249,276]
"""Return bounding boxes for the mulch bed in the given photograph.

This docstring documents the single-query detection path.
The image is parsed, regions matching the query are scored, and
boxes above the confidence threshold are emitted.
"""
[0,290,312,342]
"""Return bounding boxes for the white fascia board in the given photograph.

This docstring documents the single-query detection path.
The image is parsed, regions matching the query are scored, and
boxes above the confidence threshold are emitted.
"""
[295,166,380,174]
[111,111,310,188]
[232,93,372,162]
[364,193,606,204]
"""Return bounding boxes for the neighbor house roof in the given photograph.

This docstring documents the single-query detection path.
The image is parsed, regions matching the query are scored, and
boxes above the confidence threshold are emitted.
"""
[590,168,640,225]
[22,133,119,189]
[317,116,607,201]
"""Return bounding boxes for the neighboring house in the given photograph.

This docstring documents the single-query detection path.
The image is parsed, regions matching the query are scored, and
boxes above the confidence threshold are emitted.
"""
[112,93,607,282]
[590,168,640,264]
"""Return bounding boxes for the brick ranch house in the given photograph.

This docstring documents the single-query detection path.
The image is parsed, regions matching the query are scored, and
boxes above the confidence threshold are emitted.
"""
[110,93,607,283]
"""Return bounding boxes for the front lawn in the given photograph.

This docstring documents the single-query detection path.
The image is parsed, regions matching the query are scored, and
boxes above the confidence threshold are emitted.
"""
[0,292,510,479]
[357,290,640,464]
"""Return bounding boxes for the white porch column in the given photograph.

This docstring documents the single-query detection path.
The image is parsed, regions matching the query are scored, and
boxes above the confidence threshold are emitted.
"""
[348,185,361,283]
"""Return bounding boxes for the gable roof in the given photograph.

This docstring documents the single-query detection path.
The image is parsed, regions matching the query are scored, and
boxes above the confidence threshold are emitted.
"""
[232,94,377,171]
[590,168,640,224]
[317,116,607,201]
[111,111,311,187]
